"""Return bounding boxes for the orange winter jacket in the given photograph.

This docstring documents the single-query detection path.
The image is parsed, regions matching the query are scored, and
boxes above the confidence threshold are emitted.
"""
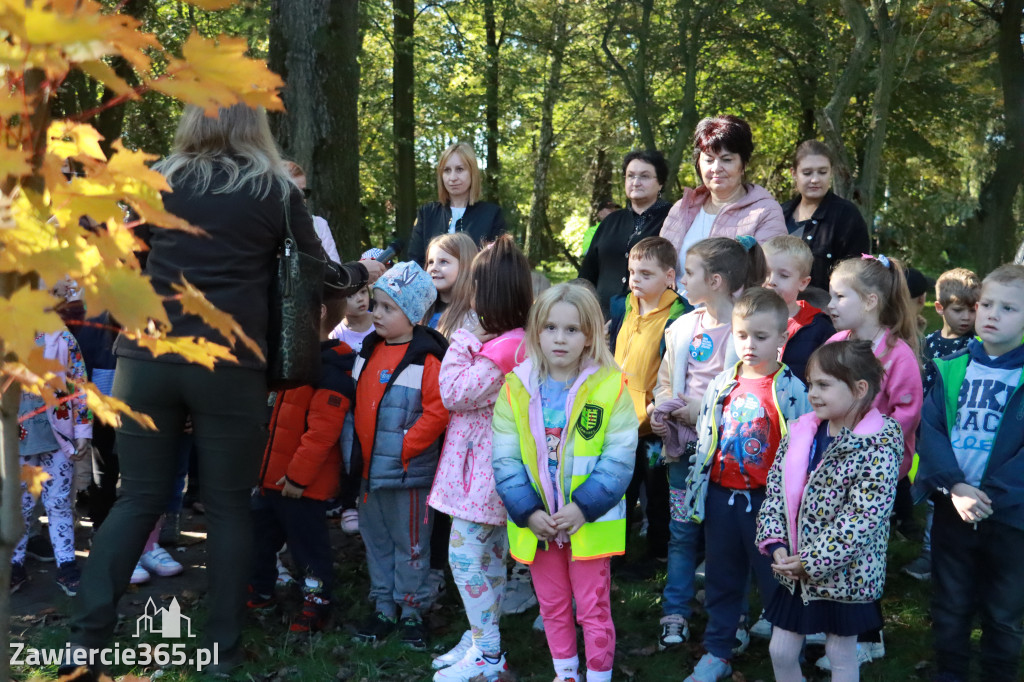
[258,340,357,501]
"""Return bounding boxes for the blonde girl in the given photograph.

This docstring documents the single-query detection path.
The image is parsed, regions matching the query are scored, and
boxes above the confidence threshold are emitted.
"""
[423,232,478,339]
[492,283,638,682]
[428,235,533,681]
[758,341,902,682]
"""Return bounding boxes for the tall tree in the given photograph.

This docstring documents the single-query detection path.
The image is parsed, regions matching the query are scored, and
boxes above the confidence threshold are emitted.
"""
[482,0,505,202]
[393,0,417,244]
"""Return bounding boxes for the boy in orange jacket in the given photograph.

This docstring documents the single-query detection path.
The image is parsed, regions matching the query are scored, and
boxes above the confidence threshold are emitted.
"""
[248,287,356,633]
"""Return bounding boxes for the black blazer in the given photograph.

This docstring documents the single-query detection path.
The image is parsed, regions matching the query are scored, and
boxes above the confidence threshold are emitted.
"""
[781,190,870,290]
[408,201,506,266]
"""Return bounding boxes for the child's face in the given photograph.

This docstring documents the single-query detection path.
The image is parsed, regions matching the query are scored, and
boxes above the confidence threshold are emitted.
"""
[371,289,414,342]
[828,277,873,332]
[976,281,1024,356]
[806,366,860,424]
[628,255,674,304]
[345,288,370,318]
[539,301,588,381]
[733,311,787,375]
[936,299,976,337]
[764,252,811,306]
[426,246,459,296]
[681,254,711,305]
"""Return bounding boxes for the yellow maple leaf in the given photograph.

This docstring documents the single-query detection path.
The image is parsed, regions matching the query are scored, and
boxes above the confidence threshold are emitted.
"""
[78,59,139,99]
[21,464,50,498]
[81,267,169,331]
[84,384,155,429]
[0,286,64,361]
[172,278,264,361]
[0,146,31,182]
[131,334,238,370]
[47,121,106,161]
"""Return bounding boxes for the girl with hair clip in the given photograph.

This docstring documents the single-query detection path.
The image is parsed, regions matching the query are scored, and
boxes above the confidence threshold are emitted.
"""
[423,232,480,339]
[427,235,533,681]
[817,254,924,670]
[649,235,766,652]
[757,341,903,682]
[492,283,638,682]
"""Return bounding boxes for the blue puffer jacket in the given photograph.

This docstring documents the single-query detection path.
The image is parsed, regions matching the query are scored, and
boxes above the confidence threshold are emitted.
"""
[344,326,449,491]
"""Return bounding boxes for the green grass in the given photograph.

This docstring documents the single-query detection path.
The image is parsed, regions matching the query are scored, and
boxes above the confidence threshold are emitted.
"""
[11,520,940,682]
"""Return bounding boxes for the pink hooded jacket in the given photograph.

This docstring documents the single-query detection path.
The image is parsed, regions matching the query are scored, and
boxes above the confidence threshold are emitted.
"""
[660,183,787,257]
[428,327,526,525]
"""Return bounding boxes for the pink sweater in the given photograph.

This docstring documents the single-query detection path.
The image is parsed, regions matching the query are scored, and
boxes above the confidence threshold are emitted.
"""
[827,330,923,477]
[660,183,787,255]
[428,328,526,525]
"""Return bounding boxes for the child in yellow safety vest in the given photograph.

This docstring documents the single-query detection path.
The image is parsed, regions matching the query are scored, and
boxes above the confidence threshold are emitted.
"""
[492,283,638,682]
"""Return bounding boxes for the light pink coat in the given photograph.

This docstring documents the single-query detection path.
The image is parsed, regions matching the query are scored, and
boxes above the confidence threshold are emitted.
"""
[827,329,923,478]
[428,327,526,525]
[660,183,787,254]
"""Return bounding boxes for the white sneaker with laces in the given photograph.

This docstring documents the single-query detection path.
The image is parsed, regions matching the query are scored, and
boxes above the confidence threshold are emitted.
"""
[815,640,880,670]
[433,646,508,682]
[130,561,151,584]
[684,652,732,682]
[501,573,538,615]
[432,630,473,670]
[139,546,183,577]
[658,614,689,649]
[749,613,772,640]
[732,626,750,655]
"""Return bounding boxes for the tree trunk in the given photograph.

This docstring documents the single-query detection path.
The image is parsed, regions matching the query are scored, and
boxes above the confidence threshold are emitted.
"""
[602,0,657,152]
[483,0,502,203]
[525,12,569,263]
[393,0,416,245]
[972,0,1024,274]
[588,147,614,224]
[318,0,363,257]
[663,0,703,198]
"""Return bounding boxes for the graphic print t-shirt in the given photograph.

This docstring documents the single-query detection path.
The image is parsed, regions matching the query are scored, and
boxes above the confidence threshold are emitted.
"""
[684,312,733,405]
[950,360,1022,486]
[710,372,782,489]
[540,376,571,511]
[922,330,971,393]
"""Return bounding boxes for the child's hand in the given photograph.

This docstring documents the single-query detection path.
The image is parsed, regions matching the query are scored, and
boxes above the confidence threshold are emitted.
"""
[950,482,993,522]
[276,476,305,499]
[552,503,586,535]
[527,509,559,541]
[772,552,808,580]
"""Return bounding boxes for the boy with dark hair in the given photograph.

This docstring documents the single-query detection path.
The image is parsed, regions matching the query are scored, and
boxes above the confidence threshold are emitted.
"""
[248,285,357,633]
[762,235,834,383]
[608,236,690,572]
[914,263,1024,682]
[349,262,449,650]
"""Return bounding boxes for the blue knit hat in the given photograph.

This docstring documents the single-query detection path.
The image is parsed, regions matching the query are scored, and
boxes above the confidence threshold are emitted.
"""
[372,261,437,324]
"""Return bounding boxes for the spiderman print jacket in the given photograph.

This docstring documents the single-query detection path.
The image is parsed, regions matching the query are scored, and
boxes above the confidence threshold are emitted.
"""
[756,409,902,604]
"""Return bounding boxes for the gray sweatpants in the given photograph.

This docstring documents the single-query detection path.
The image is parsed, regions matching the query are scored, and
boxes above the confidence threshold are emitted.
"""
[359,486,433,619]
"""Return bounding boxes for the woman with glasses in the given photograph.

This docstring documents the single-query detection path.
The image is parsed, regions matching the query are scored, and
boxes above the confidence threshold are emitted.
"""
[661,115,786,295]
[578,149,672,317]
[408,142,506,266]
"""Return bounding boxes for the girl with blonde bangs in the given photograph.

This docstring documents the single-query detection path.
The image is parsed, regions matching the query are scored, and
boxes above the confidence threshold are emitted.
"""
[524,283,617,381]
[422,232,479,339]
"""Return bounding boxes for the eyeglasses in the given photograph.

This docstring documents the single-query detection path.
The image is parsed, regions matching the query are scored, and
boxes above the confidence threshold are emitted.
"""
[626,173,655,183]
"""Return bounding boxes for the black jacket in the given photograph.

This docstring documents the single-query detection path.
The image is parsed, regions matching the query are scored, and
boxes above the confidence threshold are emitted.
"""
[117,171,369,369]
[577,199,671,317]
[780,190,870,290]
[408,201,506,266]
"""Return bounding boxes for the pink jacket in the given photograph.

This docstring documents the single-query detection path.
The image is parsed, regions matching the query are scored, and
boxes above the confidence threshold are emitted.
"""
[827,330,923,477]
[428,327,526,525]
[660,183,786,255]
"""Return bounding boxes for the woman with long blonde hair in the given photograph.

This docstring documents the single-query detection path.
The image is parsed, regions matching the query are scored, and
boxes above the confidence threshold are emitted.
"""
[408,141,506,266]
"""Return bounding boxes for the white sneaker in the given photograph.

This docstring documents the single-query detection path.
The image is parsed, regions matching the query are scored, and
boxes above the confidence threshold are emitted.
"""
[139,546,183,577]
[805,631,827,646]
[658,614,689,649]
[433,646,508,682]
[501,573,538,615]
[749,613,772,640]
[815,643,877,670]
[532,613,545,632]
[131,561,151,584]
[732,626,750,655]
[432,630,473,670]
[684,652,732,682]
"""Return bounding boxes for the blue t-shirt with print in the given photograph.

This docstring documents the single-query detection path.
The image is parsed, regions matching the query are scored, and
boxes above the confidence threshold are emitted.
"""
[539,376,571,509]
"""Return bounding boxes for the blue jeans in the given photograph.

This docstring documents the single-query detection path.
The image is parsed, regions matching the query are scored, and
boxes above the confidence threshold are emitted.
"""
[663,461,703,617]
[931,496,1024,682]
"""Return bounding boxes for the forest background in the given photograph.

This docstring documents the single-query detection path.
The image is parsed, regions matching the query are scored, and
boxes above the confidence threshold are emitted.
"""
[65,0,1024,278]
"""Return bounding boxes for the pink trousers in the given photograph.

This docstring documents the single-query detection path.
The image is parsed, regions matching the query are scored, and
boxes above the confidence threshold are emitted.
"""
[530,542,615,673]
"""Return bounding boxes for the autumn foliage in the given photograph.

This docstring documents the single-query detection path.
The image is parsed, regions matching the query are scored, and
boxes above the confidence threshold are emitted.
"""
[0,0,284,425]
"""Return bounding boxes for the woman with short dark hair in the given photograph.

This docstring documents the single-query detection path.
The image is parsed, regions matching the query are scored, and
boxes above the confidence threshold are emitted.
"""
[578,149,672,316]
[660,115,786,293]
[781,140,870,289]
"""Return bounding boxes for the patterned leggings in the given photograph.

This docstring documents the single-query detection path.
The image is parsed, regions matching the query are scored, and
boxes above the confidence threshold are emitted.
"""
[14,449,76,566]
[448,518,508,656]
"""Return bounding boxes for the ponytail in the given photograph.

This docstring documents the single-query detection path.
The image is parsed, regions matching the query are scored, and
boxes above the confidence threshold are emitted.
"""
[831,255,920,360]
[689,235,767,295]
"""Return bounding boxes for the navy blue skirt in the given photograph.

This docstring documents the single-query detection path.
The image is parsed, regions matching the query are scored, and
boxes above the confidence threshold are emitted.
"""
[765,582,882,637]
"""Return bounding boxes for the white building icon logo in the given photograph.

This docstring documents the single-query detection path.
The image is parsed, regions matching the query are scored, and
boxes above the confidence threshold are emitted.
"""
[133,597,195,639]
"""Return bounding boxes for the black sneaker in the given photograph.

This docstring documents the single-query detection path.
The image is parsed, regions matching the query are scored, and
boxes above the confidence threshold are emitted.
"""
[354,612,396,643]
[10,562,28,593]
[56,561,81,597]
[399,615,427,650]
[25,534,54,562]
